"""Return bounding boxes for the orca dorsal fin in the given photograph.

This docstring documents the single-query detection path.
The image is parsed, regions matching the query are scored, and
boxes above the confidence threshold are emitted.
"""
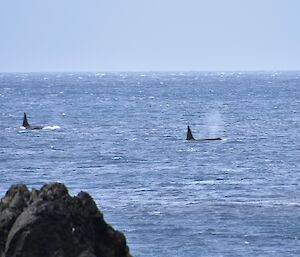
[23,112,30,128]
[186,125,195,140]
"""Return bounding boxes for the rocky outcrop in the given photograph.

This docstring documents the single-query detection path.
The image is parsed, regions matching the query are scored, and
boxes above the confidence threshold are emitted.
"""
[0,183,132,257]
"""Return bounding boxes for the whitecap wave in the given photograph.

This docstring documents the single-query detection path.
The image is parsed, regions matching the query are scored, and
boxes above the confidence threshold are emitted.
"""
[18,128,27,133]
[43,125,61,130]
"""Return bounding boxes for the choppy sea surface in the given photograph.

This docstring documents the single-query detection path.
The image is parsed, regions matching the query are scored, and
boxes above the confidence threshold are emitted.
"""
[0,72,299,256]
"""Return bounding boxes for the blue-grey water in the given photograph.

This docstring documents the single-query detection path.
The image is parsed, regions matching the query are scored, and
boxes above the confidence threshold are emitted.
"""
[0,72,299,256]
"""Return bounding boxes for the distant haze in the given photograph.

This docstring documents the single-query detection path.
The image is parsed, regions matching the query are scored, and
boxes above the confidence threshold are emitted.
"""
[0,0,300,72]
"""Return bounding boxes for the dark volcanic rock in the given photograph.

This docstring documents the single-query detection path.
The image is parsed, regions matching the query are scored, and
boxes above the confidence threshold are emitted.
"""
[0,183,132,257]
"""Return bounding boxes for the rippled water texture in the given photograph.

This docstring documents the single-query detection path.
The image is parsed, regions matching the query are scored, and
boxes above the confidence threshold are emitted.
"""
[0,72,299,256]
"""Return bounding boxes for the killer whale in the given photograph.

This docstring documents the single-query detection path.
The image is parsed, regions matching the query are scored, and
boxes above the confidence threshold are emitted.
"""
[186,125,195,140]
[186,125,222,141]
[22,113,44,130]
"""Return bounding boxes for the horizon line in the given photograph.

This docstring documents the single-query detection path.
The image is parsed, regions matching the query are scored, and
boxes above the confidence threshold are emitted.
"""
[1,69,300,74]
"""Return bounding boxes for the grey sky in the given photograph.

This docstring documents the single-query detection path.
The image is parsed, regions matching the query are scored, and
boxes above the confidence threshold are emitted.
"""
[0,0,299,72]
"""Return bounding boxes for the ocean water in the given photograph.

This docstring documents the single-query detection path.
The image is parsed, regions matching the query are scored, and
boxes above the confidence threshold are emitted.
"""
[0,71,299,256]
